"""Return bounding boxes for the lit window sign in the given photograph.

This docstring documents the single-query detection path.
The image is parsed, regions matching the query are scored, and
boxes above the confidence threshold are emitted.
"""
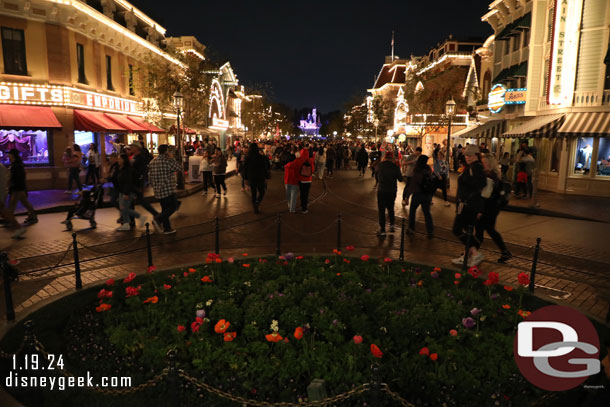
[0,82,142,115]
[210,117,229,131]
[488,84,527,113]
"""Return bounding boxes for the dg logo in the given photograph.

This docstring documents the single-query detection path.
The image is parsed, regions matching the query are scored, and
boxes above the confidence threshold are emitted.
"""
[514,305,601,391]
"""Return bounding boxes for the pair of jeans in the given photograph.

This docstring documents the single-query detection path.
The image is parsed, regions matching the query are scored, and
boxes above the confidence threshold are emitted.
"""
[249,180,265,211]
[119,193,140,225]
[326,159,334,175]
[436,174,448,201]
[452,204,481,249]
[402,177,412,201]
[377,190,396,230]
[214,175,227,194]
[157,194,178,231]
[68,167,82,191]
[317,163,325,179]
[408,193,434,235]
[202,171,214,191]
[475,207,508,253]
[299,182,311,211]
[131,189,159,219]
[285,184,298,212]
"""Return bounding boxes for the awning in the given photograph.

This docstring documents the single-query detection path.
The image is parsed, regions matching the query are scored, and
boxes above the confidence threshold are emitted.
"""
[105,113,148,132]
[0,105,62,129]
[557,112,610,137]
[511,13,531,32]
[127,116,165,133]
[502,114,566,138]
[451,120,505,139]
[74,110,127,132]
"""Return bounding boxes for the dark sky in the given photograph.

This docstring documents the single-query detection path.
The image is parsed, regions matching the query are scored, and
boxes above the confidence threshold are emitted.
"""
[136,0,492,113]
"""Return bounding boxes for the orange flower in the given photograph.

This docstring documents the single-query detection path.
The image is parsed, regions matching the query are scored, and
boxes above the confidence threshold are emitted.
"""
[242,253,248,257]
[370,344,383,358]
[95,303,111,312]
[518,310,531,318]
[429,353,438,361]
[143,296,158,304]
[243,264,250,268]
[293,327,304,340]
[214,319,230,334]
[433,267,441,272]
[265,333,283,342]
[188,268,196,273]
[201,276,213,283]
[449,329,458,337]
[417,280,423,287]
[215,258,222,263]
[502,304,511,309]
[223,332,237,342]
[336,273,341,276]
[503,285,514,292]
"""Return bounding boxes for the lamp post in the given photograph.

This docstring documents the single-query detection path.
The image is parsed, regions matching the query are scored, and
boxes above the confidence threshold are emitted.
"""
[445,98,456,168]
[173,90,185,190]
[373,118,380,143]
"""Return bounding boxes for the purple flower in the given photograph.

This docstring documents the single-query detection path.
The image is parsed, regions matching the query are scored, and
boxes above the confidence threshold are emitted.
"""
[319,309,324,314]
[268,294,274,299]
[462,317,476,329]
[470,308,481,317]
[278,293,284,297]
[365,288,372,293]
[491,293,500,300]
[414,267,421,274]
[196,309,206,319]
[332,319,338,326]
[284,253,294,260]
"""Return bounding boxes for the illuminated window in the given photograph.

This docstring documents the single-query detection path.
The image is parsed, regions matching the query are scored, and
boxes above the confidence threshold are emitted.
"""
[106,55,114,91]
[77,43,87,84]
[1,27,27,76]
[573,137,594,175]
[597,137,610,177]
[0,130,50,166]
[129,64,135,96]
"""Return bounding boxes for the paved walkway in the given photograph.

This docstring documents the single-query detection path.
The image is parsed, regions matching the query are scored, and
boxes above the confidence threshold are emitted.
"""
[1,166,608,335]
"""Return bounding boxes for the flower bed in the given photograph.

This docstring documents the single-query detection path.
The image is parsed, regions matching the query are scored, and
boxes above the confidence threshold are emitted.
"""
[2,252,569,406]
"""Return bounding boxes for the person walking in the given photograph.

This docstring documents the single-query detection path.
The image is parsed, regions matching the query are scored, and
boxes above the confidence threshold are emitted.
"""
[407,155,435,238]
[4,150,35,238]
[199,150,214,195]
[116,153,146,231]
[294,147,314,213]
[375,151,403,236]
[63,145,83,194]
[148,144,181,234]
[212,147,228,197]
[451,145,487,267]
[476,153,512,263]
[433,151,451,206]
[325,145,335,177]
[85,143,101,185]
[356,145,368,176]
[243,143,270,214]
[500,152,510,181]
[402,147,421,206]
[343,147,351,170]
[315,147,325,180]
[284,154,299,213]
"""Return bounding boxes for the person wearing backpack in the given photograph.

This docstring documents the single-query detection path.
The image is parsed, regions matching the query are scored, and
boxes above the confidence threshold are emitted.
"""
[294,148,314,213]
[476,153,512,263]
[407,155,435,238]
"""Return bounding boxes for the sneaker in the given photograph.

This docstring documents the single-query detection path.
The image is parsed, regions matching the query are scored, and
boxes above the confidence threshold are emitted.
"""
[302,209,309,214]
[498,252,512,263]
[376,228,386,236]
[444,201,451,207]
[12,227,27,239]
[163,228,177,235]
[451,255,465,265]
[467,252,485,267]
[116,224,131,231]
[151,218,162,234]
[60,219,69,224]
[389,225,395,233]
[137,215,148,228]
[223,190,227,196]
[24,217,38,225]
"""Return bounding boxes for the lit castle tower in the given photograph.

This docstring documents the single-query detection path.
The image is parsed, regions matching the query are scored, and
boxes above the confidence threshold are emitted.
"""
[299,108,322,136]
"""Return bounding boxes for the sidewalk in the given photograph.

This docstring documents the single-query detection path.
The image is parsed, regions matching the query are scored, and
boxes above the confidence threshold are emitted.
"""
[439,172,610,223]
[12,160,237,216]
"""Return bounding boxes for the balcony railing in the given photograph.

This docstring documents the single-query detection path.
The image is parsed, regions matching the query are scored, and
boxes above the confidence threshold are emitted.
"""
[573,90,610,107]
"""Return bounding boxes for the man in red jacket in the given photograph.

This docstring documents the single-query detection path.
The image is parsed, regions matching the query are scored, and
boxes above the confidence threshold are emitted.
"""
[293,148,315,213]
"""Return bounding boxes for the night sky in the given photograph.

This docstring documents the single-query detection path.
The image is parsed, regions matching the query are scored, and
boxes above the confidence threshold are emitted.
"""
[137,0,492,113]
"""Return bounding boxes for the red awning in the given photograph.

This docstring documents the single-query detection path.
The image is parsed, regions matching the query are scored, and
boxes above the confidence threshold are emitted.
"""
[74,110,127,132]
[0,105,62,128]
[105,113,149,133]
[128,116,165,133]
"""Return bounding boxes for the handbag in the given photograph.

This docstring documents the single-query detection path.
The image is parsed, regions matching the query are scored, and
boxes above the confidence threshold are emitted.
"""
[481,177,494,199]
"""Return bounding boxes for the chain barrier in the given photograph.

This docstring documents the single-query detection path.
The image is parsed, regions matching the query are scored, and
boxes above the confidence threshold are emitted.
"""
[381,383,418,407]
[18,242,73,278]
[179,370,370,406]
[222,216,279,235]
[76,234,144,255]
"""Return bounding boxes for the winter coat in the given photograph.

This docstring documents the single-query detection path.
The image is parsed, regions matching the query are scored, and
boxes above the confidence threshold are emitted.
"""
[9,161,27,193]
[457,160,486,211]
[117,166,136,195]
[212,154,227,175]
[356,148,369,164]
[376,160,403,193]
[284,160,300,186]
[244,152,270,182]
[294,148,315,183]
[409,166,433,195]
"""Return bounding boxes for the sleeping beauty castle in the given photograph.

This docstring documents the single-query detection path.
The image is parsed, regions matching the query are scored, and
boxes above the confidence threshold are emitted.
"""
[298,108,322,136]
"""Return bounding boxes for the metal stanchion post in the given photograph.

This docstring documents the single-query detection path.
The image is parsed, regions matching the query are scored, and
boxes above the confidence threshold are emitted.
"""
[72,233,82,290]
[399,218,405,261]
[529,237,541,293]
[336,213,342,251]
[276,213,281,256]
[214,217,220,254]
[145,223,153,268]
[1,252,15,321]
[461,225,473,273]
[166,349,178,402]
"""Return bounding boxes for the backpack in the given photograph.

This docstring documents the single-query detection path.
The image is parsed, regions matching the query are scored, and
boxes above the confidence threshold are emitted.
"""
[497,181,512,208]
[300,160,312,177]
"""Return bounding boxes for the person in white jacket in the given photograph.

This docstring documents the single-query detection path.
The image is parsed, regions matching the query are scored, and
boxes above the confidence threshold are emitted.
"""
[199,150,215,195]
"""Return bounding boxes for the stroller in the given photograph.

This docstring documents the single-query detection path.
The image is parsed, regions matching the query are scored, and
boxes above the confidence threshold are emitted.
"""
[61,186,103,231]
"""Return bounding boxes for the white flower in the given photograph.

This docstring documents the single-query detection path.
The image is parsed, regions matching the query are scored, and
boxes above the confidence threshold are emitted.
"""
[244,281,252,287]
[270,319,279,332]
[251,321,257,326]
[206,299,213,307]
[380,326,388,333]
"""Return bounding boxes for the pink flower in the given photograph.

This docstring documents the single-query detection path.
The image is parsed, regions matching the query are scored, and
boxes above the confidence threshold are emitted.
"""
[360,255,370,261]
[163,284,172,290]
[147,265,157,274]
[105,278,115,286]
[346,245,355,251]
[123,272,136,283]
[228,257,235,263]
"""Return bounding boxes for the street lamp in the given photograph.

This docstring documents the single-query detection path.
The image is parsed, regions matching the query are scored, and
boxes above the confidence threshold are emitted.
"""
[373,118,380,143]
[445,98,456,167]
[173,90,185,189]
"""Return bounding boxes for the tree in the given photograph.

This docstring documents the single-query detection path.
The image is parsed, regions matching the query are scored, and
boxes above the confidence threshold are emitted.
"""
[371,95,393,135]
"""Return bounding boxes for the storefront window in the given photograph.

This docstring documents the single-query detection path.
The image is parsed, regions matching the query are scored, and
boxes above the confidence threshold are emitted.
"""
[597,137,610,177]
[573,137,594,175]
[550,139,561,173]
[75,131,95,156]
[105,134,123,155]
[0,130,50,166]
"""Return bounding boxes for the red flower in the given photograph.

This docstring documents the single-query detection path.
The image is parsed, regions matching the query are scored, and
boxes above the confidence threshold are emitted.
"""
[353,335,363,344]
[518,272,530,286]
[123,272,136,283]
[360,255,370,261]
[177,325,186,332]
[346,245,355,251]
[201,276,213,283]
[191,321,201,333]
[454,273,462,279]
[468,266,482,278]
[243,264,250,268]
[343,258,351,264]
[143,296,158,304]
[265,333,283,342]
[502,304,511,309]
[147,265,157,274]
[95,303,111,312]
[454,280,460,285]
[419,347,430,356]
[163,284,172,290]
[449,329,458,337]
[293,327,304,340]
[214,319,230,334]
[242,253,248,257]
[336,273,341,276]
[125,285,141,297]
[97,288,111,299]
[215,258,222,263]
[324,259,330,264]
[383,257,392,263]
[429,353,438,361]
[487,271,500,285]
[504,285,513,291]
[105,278,115,286]
[223,332,237,342]
[296,256,304,260]
[518,310,531,318]
[183,272,188,277]
[284,337,290,343]
[370,344,383,358]
[188,267,197,273]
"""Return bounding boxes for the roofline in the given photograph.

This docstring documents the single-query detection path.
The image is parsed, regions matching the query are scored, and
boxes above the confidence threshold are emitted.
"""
[114,0,166,35]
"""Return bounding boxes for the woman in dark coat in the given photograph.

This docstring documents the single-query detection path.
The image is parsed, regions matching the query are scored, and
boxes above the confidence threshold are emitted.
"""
[407,155,434,238]
[243,143,270,213]
[116,154,145,231]
[356,145,369,176]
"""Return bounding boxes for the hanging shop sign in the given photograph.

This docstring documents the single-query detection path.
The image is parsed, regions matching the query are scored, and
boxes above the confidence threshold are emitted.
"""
[489,84,528,113]
[0,82,142,115]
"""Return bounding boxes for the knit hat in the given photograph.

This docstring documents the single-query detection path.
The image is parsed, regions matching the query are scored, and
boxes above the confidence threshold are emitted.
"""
[464,145,480,156]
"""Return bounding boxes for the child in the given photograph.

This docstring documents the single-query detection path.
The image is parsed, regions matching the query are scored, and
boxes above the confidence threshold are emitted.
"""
[516,162,528,198]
